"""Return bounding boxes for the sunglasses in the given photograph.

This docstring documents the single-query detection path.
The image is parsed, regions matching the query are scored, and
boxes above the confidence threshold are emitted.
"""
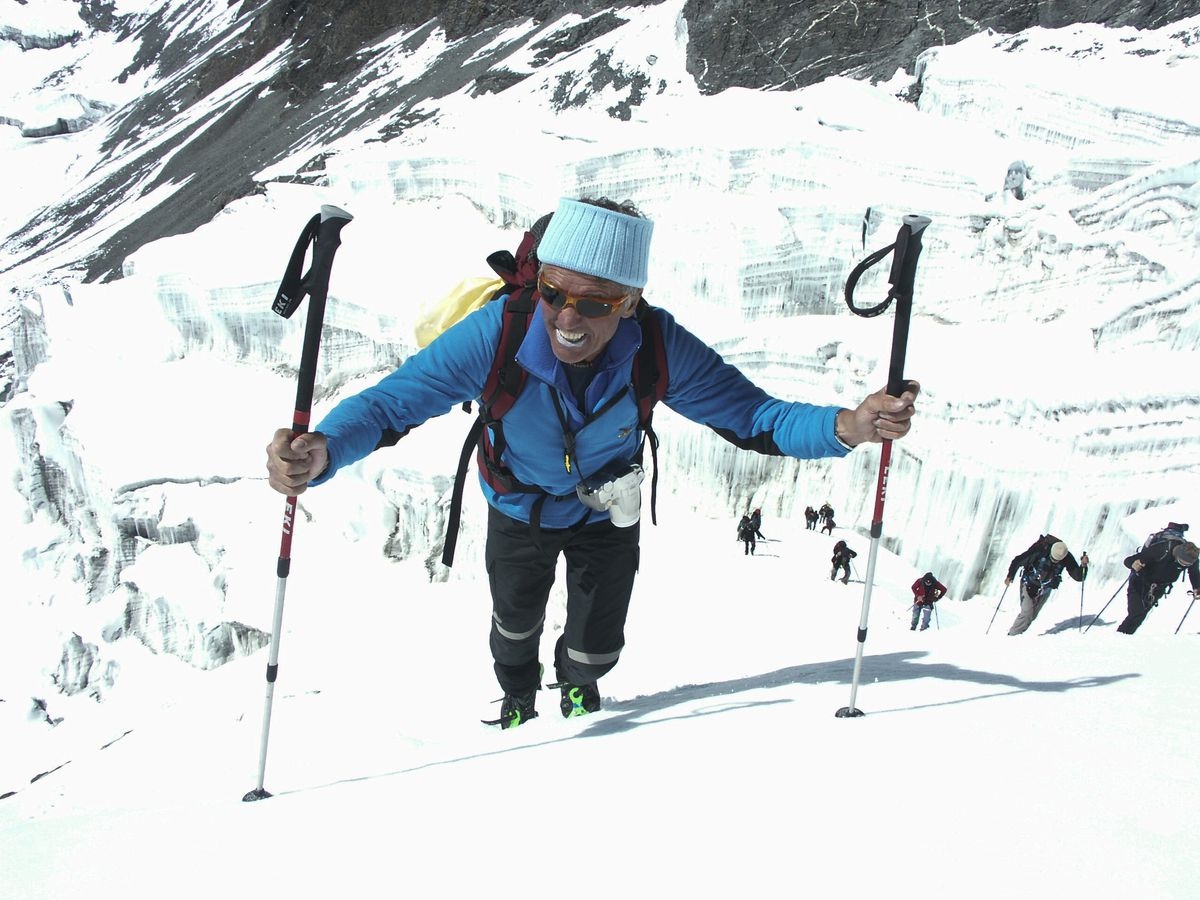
[537,275,630,318]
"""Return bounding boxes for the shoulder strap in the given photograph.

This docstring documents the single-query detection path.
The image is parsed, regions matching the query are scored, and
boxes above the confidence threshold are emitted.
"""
[632,299,669,524]
[442,223,547,568]
[480,286,537,421]
[442,286,538,568]
[443,286,670,564]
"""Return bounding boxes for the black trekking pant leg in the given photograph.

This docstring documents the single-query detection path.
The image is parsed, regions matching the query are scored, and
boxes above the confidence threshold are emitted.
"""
[1117,580,1157,634]
[555,517,641,687]
[486,506,559,694]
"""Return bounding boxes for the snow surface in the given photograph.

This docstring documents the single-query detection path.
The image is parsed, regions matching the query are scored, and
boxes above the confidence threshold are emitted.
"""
[2,513,1198,899]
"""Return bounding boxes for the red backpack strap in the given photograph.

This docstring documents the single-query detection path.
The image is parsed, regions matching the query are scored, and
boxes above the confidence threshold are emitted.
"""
[443,221,548,567]
[486,228,540,288]
[631,299,669,524]
[442,286,538,567]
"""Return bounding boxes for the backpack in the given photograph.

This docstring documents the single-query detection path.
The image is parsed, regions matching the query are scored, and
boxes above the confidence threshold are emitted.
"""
[437,220,670,567]
[1021,533,1064,594]
[1140,523,1190,570]
[413,275,505,348]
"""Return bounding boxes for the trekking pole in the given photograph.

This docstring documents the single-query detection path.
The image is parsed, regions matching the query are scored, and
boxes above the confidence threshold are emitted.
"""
[835,213,931,719]
[1175,591,1197,635]
[933,603,940,630]
[1083,574,1131,634]
[985,583,1010,634]
[244,204,353,802]
[1079,579,1085,632]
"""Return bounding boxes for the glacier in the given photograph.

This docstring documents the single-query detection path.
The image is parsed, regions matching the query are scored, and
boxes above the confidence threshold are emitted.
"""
[0,3,1198,792]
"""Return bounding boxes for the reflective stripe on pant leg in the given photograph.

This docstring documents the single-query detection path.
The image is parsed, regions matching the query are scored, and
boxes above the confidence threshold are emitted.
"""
[485,504,559,693]
[557,517,640,685]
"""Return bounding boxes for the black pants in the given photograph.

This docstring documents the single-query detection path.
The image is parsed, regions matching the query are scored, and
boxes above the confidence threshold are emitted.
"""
[1117,578,1162,634]
[485,505,640,694]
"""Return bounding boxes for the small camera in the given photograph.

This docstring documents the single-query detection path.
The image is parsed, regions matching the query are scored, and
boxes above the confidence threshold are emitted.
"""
[576,460,645,527]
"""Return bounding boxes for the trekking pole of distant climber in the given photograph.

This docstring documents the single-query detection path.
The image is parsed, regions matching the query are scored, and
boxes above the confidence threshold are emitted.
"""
[1083,574,1131,634]
[985,583,1010,635]
[835,213,931,719]
[933,603,940,630]
[244,205,353,802]
[1176,591,1197,635]
[1079,579,1085,632]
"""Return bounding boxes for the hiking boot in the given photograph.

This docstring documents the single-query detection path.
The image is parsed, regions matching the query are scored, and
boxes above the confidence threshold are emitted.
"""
[558,681,601,718]
[499,689,538,729]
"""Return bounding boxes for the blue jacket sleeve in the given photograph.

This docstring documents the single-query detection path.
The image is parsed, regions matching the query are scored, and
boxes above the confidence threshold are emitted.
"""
[309,302,503,484]
[654,308,849,460]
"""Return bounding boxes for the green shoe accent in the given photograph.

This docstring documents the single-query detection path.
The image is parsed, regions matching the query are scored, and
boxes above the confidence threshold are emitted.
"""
[556,680,601,718]
[498,689,537,729]
[566,687,588,717]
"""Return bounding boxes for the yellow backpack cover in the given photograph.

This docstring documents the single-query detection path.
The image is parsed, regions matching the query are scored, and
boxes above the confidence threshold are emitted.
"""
[413,276,505,348]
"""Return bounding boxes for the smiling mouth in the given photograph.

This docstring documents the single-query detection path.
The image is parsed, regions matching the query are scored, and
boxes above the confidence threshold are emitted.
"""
[556,328,587,345]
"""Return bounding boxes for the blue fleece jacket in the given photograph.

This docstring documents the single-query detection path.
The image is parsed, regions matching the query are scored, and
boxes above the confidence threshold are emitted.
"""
[311,297,849,527]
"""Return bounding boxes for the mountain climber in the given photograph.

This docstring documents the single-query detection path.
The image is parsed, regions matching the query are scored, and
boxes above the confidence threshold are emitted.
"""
[1004,534,1088,635]
[265,196,921,729]
[818,502,834,529]
[830,540,856,583]
[737,515,756,556]
[749,508,766,540]
[910,571,946,630]
[1118,524,1199,634]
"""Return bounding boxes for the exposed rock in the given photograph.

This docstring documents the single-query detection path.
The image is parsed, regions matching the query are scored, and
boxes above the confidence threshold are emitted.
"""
[4,1,1197,282]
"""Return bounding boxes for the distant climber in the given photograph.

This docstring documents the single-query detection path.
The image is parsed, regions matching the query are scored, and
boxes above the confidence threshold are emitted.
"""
[1003,160,1030,200]
[910,572,946,630]
[737,515,757,556]
[831,540,857,584]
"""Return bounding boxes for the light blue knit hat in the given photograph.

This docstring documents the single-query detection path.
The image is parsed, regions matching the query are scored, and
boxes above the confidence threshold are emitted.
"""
[536,198,654,288]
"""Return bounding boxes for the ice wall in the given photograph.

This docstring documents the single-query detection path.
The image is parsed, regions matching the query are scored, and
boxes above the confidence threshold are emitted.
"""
[2,13,1199,727]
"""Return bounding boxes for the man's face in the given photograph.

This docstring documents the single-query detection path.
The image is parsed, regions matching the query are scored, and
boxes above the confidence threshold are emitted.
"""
[537,264,638,365]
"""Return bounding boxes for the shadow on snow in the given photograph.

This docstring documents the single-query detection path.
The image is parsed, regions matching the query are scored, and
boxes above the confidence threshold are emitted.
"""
[277,650,1138,798]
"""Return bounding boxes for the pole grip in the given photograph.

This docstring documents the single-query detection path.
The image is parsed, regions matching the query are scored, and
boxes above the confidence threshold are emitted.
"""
[292,205,354,423]
[883,214,930,397]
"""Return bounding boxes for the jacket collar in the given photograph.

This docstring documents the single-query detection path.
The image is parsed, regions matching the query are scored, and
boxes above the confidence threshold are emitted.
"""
[516,312,642,393]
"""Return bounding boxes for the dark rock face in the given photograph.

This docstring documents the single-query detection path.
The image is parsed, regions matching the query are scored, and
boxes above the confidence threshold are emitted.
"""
[3,0,1199,282]
[682,0,1200,92]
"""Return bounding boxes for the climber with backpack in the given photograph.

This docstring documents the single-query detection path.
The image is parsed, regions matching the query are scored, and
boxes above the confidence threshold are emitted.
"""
[1118,523,1199,634]
[910,571,946,630]
[265,196,921,729]
[1004,533,1089,635]
[830,539,856,583]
